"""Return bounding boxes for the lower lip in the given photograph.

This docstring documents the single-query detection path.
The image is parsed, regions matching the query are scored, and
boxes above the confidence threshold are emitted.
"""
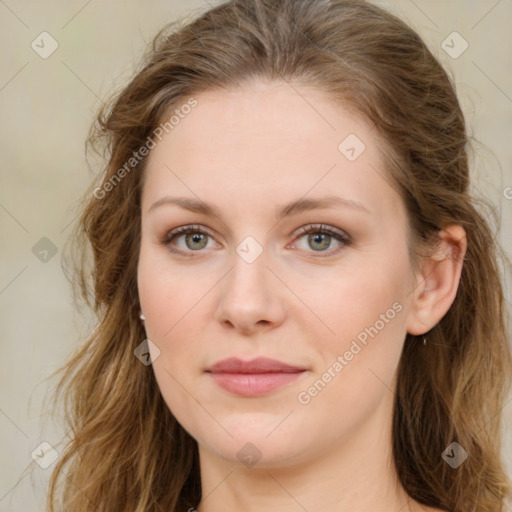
[208,371,305,396]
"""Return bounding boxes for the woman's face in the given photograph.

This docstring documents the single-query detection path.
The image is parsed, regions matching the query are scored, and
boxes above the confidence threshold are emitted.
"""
[137,78,419,468]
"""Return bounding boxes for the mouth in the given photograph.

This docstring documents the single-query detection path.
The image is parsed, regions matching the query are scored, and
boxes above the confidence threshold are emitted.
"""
[205,357,308,397]
[207,370,306,396]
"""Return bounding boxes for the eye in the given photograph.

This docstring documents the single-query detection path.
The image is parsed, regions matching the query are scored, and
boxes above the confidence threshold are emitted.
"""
[291,224,351,256]
[160,225,217,257]
[159,223,351,257]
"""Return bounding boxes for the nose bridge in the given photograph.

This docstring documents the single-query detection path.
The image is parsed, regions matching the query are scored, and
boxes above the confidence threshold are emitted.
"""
[227,236,272,302]
[214,235,285,332]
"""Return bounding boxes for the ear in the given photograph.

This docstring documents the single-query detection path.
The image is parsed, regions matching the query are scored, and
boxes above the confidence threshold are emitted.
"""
[406,224,467,336]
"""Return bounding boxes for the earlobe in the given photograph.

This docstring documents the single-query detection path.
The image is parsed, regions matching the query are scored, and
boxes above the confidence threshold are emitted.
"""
[406,224,467,336]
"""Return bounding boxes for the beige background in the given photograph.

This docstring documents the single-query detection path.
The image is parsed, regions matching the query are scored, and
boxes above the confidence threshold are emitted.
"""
[0,1,511,510]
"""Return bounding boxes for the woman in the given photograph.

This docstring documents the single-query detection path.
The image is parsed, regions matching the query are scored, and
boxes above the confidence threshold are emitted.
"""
[47,0,512,511]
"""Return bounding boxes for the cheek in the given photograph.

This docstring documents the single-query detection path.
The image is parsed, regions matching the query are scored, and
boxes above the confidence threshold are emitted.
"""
[305,259,407,343]
[137,248,209,365]
[298,287,406,429]
[137,248,205,338]
[138,261,205,430]
[303,253,410,397]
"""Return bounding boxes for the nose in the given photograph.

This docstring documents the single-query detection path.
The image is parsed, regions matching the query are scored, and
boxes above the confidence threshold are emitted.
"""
[213,247,286,335]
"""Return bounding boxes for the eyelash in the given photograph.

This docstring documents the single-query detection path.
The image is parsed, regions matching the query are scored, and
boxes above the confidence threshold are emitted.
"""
[159,224,351,258]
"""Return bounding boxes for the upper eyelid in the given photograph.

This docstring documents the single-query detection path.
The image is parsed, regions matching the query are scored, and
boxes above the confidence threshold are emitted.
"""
[162,223,350,248]
[163,223,347,238]
[296,224,349,238]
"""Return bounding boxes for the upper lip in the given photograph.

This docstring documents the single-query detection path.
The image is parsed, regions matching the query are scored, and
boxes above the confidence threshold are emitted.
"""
[206,357,306,374]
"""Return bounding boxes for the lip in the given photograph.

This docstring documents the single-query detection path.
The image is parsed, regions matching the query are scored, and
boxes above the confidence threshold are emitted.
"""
[206,357,306,374]
[205,357,307,397]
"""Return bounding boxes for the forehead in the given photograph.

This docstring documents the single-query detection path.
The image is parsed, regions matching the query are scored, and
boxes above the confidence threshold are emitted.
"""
[142,79,404,223]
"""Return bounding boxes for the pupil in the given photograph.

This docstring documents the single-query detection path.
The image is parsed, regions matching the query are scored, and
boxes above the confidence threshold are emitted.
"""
[187,233,207,250]
[310,233,330,251]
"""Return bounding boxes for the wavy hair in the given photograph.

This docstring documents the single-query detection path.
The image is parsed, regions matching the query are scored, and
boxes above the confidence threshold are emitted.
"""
[46,0,512,511]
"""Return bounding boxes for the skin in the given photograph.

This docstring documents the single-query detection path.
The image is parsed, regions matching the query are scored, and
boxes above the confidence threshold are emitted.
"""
[137,78,467,512]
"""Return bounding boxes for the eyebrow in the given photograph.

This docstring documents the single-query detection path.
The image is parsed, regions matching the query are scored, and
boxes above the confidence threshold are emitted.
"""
[148,195,371,220]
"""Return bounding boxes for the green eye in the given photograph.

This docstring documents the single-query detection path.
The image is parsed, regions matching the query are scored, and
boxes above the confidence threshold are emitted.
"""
[160,223,351,257]
[161,225,213,256]
[293,224,351,255]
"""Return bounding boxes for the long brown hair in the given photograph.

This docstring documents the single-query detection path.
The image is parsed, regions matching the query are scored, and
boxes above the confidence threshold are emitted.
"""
[46,1,512,511]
